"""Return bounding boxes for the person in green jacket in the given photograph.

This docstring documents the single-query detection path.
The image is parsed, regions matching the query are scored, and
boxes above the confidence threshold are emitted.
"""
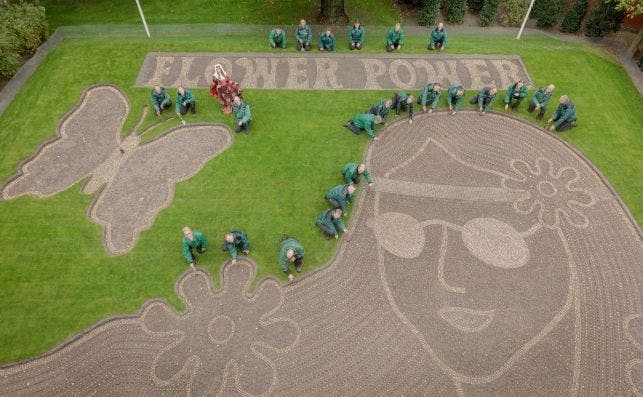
[392,91,414,124]
[386,23,404,52]
[469,85,497,115]
[345,113,383,140]
[295,19,312,51]
[342,162,373,186]
[503,80,528,111]
[316,208,347,240]
[349,20,364,50]
[269,26,286,49]
[175,86,196,116]
[429,23,447,51]
[319,27,336,51]
[418,82,443,113]
[279,235,304,282]
[527,84,555,120]
[182,226,207,269]
[151,86,172,116]
[447,83,465,115]
[368,99,393,123]
[232,96,251,133]
[548,95,577,132]
[221,230,250,265]
[326,183,356,213]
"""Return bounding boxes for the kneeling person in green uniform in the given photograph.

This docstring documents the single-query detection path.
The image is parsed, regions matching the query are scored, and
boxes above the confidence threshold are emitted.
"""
[295,19,312,51]
[316,208,347,240]
[528,84,555,120]
[345,113,383,140]
[428,23,447,51]
[151,85,172,116]
[503,80,528,111]
[269,26,286,49]
[319,27,336,51]
[182,226,207,269]
[368,99,393,123]
[349,20,364,50]
[548,95,577,132]
[386,23,404,52]
[418,82,442,114]
[342,162,373,186]
[326,183,356,213]
[470,86,497,115]
[222,230,250,265]
[447,83,465,115]
[392,92,414,124]
[175,86,196,116]
[232,96,251,133]
[279,236,305,282]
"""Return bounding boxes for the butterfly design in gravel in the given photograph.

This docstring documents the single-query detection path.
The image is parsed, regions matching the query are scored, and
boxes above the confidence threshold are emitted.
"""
[1,85,232,255]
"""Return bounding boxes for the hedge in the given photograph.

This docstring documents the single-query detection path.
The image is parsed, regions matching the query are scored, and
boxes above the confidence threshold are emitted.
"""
[419,0,442,25]
[480,0,501,25]
[560,0,589,33]
[584,0,625,37]
[500,0,531,26]
[446,0,468,23]
[0,2,48,79]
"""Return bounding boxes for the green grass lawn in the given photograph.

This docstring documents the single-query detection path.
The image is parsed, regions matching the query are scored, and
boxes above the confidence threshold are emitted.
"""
[0,33,641,364]
[40,0,401,28]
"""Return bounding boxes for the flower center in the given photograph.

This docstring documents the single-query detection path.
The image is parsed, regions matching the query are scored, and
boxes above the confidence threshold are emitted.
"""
[208,315,235,344]
[537,181,557,198]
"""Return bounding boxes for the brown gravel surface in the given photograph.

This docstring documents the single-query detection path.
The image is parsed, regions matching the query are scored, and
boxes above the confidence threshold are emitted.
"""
[0,112,641,396]
[1,85,233,255]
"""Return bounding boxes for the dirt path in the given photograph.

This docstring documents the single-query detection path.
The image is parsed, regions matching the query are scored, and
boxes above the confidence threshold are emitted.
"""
[1,112,640,396]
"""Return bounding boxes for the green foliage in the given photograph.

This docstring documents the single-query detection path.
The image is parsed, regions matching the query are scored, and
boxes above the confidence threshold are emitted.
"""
[446,0,468,23]
[500,0,530,26]
[584,0,625,37]
[0,2,48,54]
[560,0,589,33]
[532,0,567,28]
[480,0,501,25]
[0,1,48,79]
[419,0,442,25]
[614,0,643,16]
[0,40,20,78]
[468,0,486,12]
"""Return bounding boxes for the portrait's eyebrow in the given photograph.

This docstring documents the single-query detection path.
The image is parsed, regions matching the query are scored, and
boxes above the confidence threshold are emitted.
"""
[371,177,525,203]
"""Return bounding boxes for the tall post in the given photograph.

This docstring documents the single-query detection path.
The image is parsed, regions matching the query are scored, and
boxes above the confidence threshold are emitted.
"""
[517,0,536,39]
[135,0,151,38]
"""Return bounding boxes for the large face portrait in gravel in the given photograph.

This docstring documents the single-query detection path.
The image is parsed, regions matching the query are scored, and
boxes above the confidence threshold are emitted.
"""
[365,111,641,389]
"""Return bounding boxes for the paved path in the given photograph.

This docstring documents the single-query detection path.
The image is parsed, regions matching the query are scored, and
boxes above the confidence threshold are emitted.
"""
[1,112,641,396]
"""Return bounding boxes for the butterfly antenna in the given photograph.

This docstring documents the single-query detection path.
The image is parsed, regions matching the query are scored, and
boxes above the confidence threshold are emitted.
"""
[131,106,149,135]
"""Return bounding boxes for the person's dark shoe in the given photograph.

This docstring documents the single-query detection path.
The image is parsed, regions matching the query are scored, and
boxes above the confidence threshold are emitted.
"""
[323,233,330,240]
[281,234,289,242]
[242,250,249,255]
[295,264,302,273]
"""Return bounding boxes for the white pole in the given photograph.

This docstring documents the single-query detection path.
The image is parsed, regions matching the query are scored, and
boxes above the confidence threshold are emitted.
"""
[135,0,151,38]
[517,0,536,39]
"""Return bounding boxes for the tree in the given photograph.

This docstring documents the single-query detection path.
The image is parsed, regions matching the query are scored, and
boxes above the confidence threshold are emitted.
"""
[615,0,643,16]
[319,0,348,24]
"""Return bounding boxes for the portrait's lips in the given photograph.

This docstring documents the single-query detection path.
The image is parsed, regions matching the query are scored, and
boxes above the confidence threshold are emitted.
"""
[438,306,496,333]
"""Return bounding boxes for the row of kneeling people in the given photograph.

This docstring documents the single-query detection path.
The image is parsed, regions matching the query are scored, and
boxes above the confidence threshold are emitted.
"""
[345,81,578,140]
[150,85,252,133]
[180,162,373,283]
[270,20,448,53]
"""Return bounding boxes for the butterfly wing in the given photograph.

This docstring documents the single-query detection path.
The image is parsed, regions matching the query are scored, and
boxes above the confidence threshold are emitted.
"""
[90,123,232,255]
[1,85,127,199]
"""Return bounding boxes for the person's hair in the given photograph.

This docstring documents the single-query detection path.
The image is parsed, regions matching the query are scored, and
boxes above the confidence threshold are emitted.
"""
[334,208,343,217]
[560,95,569,102]
[395,22,401,28]
[347,184,356,192]
[182,226,191,233]
[286,249,295,258]
[407,95,415,102]
[354,20,360,26]
[515,80,523,85]
[385,99,393,107]
[547,84,555,91]
[434,82,442,89]
[276,26,281,30]
[374,115,383,124]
